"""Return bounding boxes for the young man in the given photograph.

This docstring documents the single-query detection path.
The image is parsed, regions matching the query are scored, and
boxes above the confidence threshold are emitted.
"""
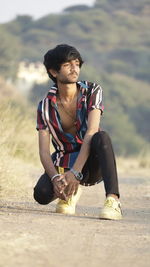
[34,44,122,220]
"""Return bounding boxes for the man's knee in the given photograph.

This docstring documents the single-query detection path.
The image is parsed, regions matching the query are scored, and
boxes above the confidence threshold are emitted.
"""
[93,131,110,141]
[91,131,111,152]
[33,185,54,205]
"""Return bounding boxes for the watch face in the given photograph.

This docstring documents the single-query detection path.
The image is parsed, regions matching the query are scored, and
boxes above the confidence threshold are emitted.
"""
[77,172,83,181]
[70,168,83,181]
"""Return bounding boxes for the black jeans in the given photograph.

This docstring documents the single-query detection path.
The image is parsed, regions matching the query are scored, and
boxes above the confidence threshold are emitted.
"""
[33,131,120,205]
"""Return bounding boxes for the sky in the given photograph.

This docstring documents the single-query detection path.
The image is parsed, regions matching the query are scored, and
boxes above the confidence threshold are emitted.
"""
[0,0,95,23]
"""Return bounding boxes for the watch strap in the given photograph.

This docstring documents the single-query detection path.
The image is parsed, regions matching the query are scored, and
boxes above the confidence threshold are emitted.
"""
[70,168,83,180]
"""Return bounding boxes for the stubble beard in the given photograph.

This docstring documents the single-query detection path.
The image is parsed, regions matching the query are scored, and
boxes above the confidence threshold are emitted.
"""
[59,72,79,85]
[60,79,77,85]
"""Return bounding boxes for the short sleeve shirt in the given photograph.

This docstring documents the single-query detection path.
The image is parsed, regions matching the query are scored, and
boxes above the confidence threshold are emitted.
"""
[37,81,104,168]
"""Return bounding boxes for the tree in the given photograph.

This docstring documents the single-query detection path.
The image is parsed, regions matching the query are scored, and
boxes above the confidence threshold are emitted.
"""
[64,5,90,12]
[0,26,20,79]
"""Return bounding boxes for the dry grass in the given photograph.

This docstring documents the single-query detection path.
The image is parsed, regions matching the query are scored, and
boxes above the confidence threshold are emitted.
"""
[0,78,41,199]
[0,100,39,164]
[117,153,150,177]
[0,105,49,199]
[0,101,41,199]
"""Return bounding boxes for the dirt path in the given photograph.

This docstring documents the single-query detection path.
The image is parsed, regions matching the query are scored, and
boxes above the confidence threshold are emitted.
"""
[0,174,150,267]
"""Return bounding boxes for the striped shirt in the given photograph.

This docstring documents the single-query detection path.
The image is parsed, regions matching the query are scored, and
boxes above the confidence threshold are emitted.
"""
[37,81,104,168]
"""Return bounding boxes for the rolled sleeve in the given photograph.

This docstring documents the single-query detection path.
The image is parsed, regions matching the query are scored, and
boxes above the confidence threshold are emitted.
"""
[36,100,48,131]
[88,84,104,114]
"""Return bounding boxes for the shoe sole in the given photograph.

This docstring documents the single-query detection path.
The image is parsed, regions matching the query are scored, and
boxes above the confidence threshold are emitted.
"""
[99,214,122,220]
[56,208,75,215]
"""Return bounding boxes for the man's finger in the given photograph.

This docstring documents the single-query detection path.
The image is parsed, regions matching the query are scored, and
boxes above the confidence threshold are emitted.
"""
[54,187,66,200]
[56,176,68,186]
[66,184,75,197]
[53,181,68,200]
[56,175,65,181]
[74,184,79,195]
[53,186,61,196]
[61,178,68,186]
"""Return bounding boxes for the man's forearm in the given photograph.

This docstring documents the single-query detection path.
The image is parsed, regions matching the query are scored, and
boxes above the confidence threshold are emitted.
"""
[39,151,58,179]
[73,109,101,173]
[72,131,95,172]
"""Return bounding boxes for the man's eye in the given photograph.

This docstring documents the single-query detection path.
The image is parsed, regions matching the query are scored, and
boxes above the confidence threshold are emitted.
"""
[75,61,80,66]
[63,63,70,67]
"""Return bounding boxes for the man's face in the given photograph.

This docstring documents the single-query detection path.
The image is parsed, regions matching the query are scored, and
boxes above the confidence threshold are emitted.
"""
[52,59,81,84]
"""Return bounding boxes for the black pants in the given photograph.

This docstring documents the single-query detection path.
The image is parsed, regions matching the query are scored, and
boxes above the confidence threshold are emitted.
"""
[33,131,120,205]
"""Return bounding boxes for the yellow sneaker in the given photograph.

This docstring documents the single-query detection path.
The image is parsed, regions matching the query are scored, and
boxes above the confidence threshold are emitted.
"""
[99,196,122,220]
[56,187,82,215]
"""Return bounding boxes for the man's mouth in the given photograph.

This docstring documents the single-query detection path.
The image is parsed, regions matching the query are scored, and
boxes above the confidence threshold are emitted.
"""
[69,72,78,76]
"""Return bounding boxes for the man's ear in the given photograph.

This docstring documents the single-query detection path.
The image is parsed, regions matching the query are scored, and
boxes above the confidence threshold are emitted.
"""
[48,69,57,77]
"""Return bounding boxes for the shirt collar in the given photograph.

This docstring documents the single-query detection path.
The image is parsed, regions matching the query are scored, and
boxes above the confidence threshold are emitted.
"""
[46,81,89,105]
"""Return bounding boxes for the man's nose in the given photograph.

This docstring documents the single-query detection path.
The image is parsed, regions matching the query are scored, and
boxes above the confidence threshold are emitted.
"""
[71,64,77,71]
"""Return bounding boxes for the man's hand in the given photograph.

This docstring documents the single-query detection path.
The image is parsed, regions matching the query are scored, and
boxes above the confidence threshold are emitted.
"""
[52,175,68,200]
[64,171,80,197]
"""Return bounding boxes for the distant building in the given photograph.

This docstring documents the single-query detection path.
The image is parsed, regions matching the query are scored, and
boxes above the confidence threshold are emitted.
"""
[16,61,48,93]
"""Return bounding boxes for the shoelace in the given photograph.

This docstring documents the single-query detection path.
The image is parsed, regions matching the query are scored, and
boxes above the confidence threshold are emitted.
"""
[59,197,72,205]
[105,198,121,209]
[105,198,122,214]
[105,199,114,207]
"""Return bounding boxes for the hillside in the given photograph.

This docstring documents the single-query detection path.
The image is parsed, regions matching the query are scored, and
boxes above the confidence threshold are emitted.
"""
[0,0,150,155]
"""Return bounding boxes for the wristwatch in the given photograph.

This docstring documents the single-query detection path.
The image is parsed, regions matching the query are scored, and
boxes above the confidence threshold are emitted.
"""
[70,168,83,181]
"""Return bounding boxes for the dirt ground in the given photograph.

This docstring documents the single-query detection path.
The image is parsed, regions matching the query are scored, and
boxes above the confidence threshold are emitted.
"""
[0,172,150,267]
